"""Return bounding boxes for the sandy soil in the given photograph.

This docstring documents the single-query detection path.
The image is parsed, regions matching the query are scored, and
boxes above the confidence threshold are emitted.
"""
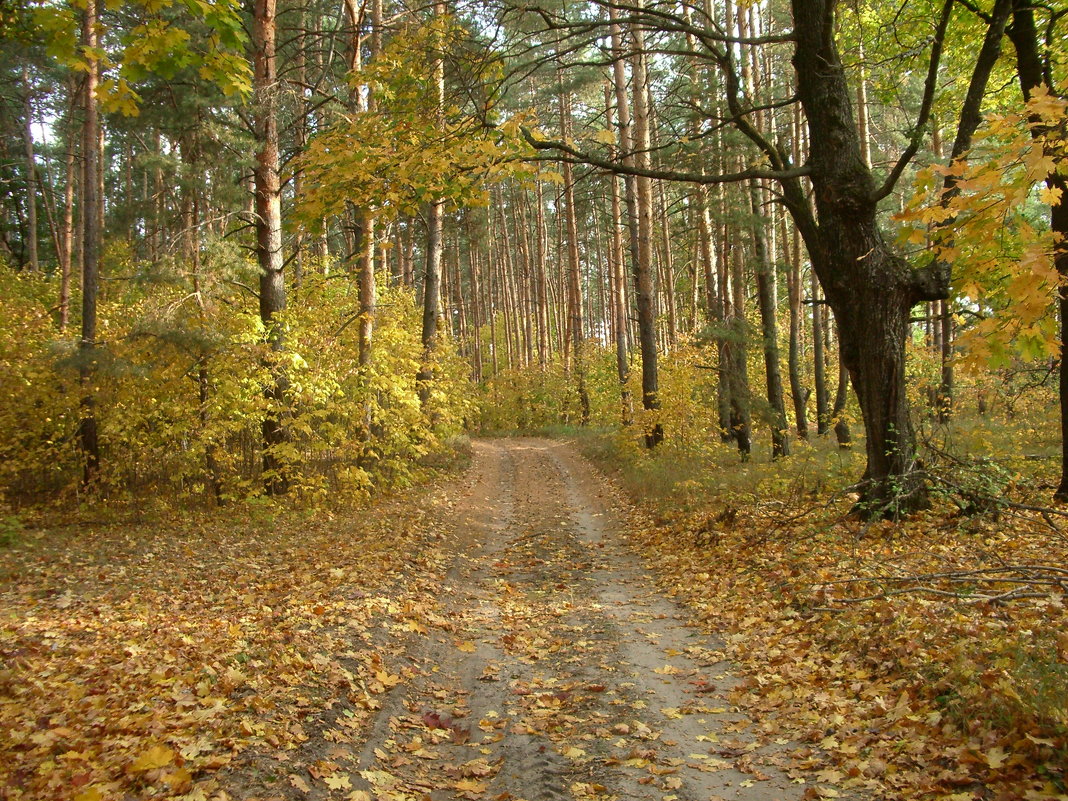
[230,438,840,801]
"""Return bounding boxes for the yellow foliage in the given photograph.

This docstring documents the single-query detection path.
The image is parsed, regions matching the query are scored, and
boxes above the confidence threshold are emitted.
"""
[0,240,474,506]
[896,83,1068,370]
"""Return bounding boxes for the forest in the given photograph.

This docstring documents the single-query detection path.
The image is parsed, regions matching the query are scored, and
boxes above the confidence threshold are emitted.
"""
[1,0,1068,799]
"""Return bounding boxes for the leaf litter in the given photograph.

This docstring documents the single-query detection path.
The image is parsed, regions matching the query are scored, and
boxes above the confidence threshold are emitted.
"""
[7,436,1060,801]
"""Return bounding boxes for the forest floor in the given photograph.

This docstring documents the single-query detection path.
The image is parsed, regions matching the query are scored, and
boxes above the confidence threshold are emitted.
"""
[225,436,820,801]
[2,436,1065,801]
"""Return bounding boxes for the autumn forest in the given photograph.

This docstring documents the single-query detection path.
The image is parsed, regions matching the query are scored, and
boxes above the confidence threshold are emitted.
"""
[2,0,1068,799]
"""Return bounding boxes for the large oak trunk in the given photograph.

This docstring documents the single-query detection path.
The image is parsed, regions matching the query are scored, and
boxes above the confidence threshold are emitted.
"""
[791,1,946,513]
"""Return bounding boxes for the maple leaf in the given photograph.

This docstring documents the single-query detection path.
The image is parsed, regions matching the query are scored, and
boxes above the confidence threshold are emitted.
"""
[455,778,488,797]
[1039,185,1063,206]
[324,773,353,790]
[289,774,312,793]
[129,744,176,772]
[984,746,1008,769]
[422,710,454,729]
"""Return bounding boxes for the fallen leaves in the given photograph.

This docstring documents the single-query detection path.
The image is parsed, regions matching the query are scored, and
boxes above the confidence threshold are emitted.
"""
[128,745,177,773]
[0,494,451,800]
[627,488,1068,800]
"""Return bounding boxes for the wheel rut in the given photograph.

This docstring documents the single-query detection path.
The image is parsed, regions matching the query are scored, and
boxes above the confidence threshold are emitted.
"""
[314,438,839,801]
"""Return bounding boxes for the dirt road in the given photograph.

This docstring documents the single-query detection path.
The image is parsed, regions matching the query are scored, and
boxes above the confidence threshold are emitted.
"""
[248,438,823,801]
[334,438,820,801]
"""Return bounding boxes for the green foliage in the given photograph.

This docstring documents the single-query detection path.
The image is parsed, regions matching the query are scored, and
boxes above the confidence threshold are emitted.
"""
[0,514,23,547]
[24,0,250,113]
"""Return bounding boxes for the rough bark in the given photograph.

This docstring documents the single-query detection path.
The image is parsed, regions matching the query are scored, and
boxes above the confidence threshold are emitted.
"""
[786,224,809,439]
[791,0,951,513]
[417,0,448,409]
[1006,4,1068,501]
[559,77,591,424]
[610,3,657,446]
[750,180,789,458]
[21,68,38,272]
[832,356,853,448]
[79,0,101,487]
[253,0,289,496]
[726,242,752,458]
[605,83,633,426]
[811,273,830,435]
[59,95,76,332]
[628,7,663,447]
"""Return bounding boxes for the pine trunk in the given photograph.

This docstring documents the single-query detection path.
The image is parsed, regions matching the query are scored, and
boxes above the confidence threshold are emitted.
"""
[253,0,289,496]
[78,0,101,487]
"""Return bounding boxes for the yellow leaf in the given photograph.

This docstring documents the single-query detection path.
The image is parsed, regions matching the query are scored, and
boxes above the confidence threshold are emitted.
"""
[129,744,176,772]
[1039,185,1063,206]
[985,746,1008,769]
[456,640,477,652]
[374,670,400,688]
[290,774,312,793]
[455,778,487,792]
[324,774,353,790]
[591,128,617,146]
[73,788,104,801]
[164,767,192,792]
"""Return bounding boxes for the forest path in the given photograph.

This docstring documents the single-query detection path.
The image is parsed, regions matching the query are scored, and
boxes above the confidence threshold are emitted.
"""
[332,437,815,801]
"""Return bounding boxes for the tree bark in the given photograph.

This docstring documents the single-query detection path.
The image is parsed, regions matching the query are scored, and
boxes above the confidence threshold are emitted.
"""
[811,272,830,435]
[786,222,809,439]
[79,0,101,487]
[21,68,39,273]
[418,0,448,409]
[628,6,663,447]
[750,180,789,458]
[559,74,591,424]
[59,89,76,331]
[1006,3,1068,501]
[606,83,633,426]
[791,0,951,513]
[832,355,853,448]
[252,0,289,496]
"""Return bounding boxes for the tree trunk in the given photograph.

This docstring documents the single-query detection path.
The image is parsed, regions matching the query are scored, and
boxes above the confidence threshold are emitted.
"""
[79,0,101,487]
[791,0,950,513]
[417,0,448,409]
[832,354,853,448]
[811,272,830,435]
[21,68,39,273]
[786,224,809,439]
[253,0,289,496]
[628,6,663,447]
[59,93,76,331]
[534,181,550,367]
[750,180,789,458]
[726,240,752,458]
[1006,4,1068,501]
[606,83,633,426]
[559,75,591,424]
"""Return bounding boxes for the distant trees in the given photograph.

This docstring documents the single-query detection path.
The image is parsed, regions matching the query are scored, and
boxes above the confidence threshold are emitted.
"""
[0,0,1065,512]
